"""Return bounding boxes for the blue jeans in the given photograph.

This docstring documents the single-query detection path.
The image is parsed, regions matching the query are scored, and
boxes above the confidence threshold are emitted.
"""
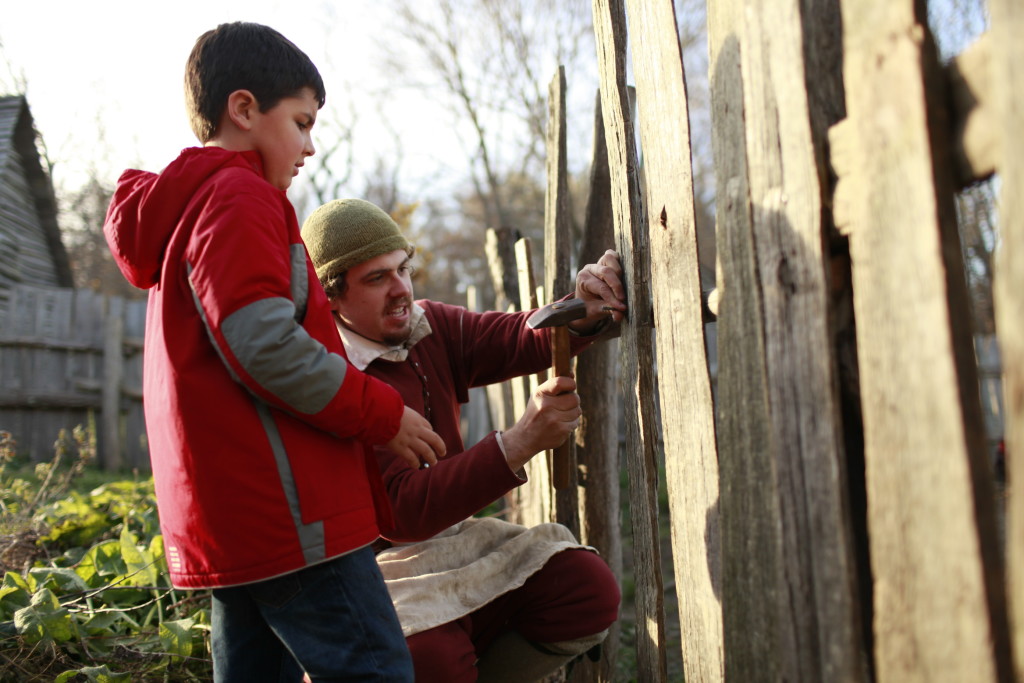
[211,546,413,682]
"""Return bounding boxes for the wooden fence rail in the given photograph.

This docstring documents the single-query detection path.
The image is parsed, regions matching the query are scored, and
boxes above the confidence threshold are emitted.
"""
[0,285,147,470]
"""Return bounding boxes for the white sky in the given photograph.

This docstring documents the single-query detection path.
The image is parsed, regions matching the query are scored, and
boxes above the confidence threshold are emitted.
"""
[0,1,465,199]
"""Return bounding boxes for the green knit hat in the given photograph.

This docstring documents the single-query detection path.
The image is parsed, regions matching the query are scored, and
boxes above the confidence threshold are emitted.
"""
[301,198,413,280]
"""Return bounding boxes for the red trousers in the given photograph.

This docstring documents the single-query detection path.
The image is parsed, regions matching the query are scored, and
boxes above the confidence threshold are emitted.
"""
[405,549,620,682]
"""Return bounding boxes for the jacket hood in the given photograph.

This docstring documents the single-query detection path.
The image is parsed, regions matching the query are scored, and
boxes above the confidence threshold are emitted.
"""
[103,147,264,289]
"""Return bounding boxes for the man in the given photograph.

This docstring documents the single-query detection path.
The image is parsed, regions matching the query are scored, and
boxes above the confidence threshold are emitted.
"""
[301,198,625,682]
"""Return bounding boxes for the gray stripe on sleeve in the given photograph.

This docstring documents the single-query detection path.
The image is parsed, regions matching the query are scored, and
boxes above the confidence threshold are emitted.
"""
[188,262,326,562]
[221,298,348,414]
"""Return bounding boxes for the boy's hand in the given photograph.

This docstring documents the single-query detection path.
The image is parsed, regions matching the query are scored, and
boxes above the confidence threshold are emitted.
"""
[387,406,446,469]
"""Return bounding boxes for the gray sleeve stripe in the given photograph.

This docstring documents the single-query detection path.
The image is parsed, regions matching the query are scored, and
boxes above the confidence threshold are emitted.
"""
[290,244,308,323]
[222,297,348,414]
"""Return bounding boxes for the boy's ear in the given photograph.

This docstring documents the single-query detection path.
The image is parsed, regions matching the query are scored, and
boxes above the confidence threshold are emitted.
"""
[225,89,259,131]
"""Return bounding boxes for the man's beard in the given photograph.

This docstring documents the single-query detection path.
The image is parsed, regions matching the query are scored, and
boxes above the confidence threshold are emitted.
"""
[380,298,414,346]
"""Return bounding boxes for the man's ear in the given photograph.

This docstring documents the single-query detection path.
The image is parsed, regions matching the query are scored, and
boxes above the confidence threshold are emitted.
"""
[225,89,259,131]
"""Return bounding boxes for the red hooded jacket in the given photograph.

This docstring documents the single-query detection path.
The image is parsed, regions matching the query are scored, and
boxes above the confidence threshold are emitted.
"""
[103,147,403,589]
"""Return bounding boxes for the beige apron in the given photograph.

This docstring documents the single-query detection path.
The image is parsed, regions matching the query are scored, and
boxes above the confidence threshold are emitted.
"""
[377,517,589,637]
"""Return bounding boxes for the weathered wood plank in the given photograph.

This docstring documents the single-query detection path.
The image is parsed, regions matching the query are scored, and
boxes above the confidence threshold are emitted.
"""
[569,92,622,683]
[989,0,1024,677]
[102,295,124,471]
[485,226,521,313]
[543,65,580,536]
[73,287,107,347]
[709,0,868,679]
[0,285,147,467]
[483,228,517,437]
[623,1,722,680]
[592,0,668,678]
[0,392,102,409]
[834,2,1012,681]
[738,0,868,681]
[706,2,786,678]
[514,237,551,527]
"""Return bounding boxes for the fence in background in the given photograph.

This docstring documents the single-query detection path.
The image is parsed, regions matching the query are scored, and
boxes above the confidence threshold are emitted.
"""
[0,285,147,470]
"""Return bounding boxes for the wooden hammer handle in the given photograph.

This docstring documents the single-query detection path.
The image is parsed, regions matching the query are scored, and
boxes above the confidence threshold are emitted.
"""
[551,325,572,490]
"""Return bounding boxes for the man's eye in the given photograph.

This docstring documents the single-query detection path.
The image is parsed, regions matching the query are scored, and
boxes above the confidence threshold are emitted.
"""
[400,266,417,277]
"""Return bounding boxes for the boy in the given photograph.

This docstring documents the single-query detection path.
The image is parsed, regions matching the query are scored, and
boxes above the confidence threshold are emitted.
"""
[103,22,443,682]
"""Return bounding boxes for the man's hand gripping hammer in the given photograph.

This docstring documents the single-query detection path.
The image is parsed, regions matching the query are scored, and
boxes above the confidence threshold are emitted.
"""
[526,298,590,490]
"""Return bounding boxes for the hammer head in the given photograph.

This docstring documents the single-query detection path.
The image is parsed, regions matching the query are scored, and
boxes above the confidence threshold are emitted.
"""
[527,298,588,329]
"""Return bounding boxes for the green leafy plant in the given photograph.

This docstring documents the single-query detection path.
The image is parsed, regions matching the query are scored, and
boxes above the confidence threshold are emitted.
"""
[0,427,212,681]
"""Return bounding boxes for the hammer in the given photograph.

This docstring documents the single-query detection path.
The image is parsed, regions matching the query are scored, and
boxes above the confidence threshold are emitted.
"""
[526,298,591,490]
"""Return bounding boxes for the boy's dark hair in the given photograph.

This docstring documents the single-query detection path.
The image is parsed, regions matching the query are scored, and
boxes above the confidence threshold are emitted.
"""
[185,22,326,142]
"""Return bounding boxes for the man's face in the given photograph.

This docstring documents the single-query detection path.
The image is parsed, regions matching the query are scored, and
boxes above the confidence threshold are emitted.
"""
[329,249,415,345]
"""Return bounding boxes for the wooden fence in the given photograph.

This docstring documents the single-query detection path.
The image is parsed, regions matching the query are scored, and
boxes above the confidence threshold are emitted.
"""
[1,1,1020,681]
[0,284,147,471]
[540,0,1020,681]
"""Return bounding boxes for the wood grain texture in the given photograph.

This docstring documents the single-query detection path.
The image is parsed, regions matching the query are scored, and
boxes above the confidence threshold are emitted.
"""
[708,0,868,679]
[0,285,146,469]
[592,0,668,679]
[568,92,623,683]
[543,67,580,524]
[837,2,1011,680]
[623,0,722,680]
[706,3,785,679]
[514,237,551,528]
[739,0,868,681]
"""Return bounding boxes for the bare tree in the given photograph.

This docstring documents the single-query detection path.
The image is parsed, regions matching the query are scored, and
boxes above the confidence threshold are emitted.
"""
[60,174,144,297]
[378,0,594,234]
[299,103,357,210]
[0,40,27,96]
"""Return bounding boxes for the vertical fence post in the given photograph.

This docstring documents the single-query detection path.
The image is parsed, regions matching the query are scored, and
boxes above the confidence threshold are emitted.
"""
[514,237,551,527]
[544,65,581,537]
[832,2,1012,680]
[623,1,723,680]
[706,3,785,678]
[101,294,124,471]
[592,0,668,678]
[484,227,518,435]
[707,0,869,678]
[568,92,623,683]
[739,0,868,679]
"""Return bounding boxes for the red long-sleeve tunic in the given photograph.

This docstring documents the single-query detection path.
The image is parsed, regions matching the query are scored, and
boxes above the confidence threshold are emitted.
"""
[361,299,594,542]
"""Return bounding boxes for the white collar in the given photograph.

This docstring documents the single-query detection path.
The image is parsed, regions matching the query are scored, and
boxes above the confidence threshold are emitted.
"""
[334,302,432,371]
